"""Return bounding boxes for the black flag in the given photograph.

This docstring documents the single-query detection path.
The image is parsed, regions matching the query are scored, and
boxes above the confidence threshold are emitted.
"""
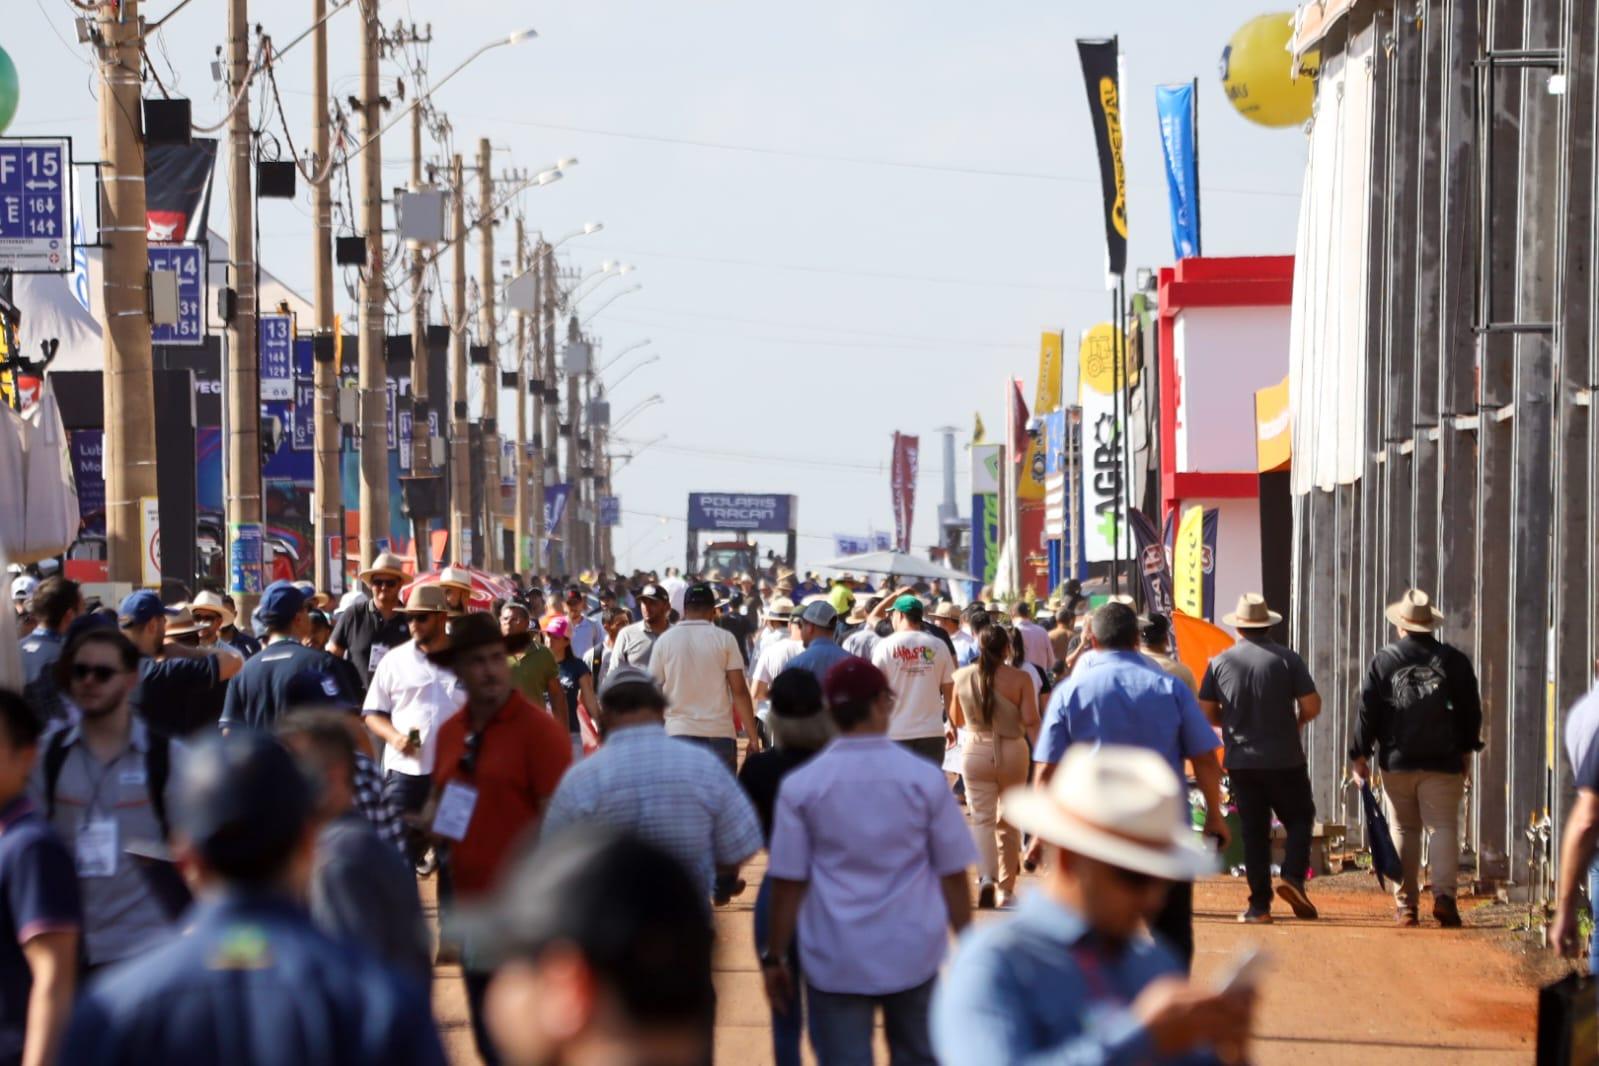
[1076,38,1128,278]
[145,139,218,244]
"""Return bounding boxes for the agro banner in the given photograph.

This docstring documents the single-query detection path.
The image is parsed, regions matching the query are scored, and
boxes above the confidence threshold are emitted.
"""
[686,493,794,533]
[1129,508,1173,614]
[1077,38,1128,279]
[970,443,1002,495]
[145,140,217,244]
[968,493,1000,587]
[1019,332,1063,500]
[1079,324,1132,563]
[1155,83,1201,259]
[891,432,919,551]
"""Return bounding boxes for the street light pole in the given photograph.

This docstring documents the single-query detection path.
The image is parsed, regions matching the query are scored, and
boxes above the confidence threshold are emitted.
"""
[448,154,471,565]
[477,138,500,573]
[542,247,561,573]
[311,0,340,593]
[564,314,583,573]
[407,103,434,570]
[514,218,532,574]
[356,0,389,569]
[529,237,547,574]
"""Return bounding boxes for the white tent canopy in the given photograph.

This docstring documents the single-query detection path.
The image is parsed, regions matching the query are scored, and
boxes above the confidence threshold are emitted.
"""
[814,549,977,584]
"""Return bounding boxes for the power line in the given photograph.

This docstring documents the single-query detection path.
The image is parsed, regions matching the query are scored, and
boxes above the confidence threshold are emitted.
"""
[603,313,1027,354]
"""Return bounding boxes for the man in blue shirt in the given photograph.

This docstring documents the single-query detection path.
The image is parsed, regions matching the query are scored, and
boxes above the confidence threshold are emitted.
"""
[933,745,1252,1065]
[784,601,852,686]
[1030,603,1228,970]
[119,591,243,736]
[19,576,82,725]
[62,730,445,1066]
[1549,676,1599,966]
[221,582,353,732]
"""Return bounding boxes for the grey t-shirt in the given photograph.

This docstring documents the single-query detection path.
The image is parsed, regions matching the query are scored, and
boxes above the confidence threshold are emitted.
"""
[311,813,431,991]
[612,620,666,670]
[1198,637,1316,770]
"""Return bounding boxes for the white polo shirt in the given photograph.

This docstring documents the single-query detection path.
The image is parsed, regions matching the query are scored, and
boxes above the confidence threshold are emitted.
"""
[871,630,956,741]
[363,639,464,776]
[650,620,745,739]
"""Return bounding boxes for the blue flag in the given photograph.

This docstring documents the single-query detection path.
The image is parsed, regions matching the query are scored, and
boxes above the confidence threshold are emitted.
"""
[1155,83,1201,259]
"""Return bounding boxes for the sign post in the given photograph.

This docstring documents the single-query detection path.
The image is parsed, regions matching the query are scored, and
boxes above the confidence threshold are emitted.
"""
[0,138,71,273]
[259,314,293,401]
[147,244,204,345]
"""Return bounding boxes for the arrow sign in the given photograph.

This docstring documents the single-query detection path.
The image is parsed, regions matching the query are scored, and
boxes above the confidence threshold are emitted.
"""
[0,138,73,273]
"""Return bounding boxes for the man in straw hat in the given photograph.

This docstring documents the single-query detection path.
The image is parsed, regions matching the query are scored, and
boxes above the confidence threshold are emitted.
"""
[932,745,1254,1064]
[1197,593,1322,925]
[1350,588,1482,928]
[436,566,476,615]
[330,552,413,695]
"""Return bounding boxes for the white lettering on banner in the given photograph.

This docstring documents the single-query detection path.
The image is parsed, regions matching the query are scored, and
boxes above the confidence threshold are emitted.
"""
[700,495,778,522]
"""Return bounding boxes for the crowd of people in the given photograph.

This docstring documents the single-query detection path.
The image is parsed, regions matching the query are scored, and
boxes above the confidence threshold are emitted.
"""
[0,548,1561,1065]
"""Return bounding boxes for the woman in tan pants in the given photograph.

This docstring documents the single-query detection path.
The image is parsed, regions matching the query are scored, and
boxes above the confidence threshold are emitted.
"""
[950,624,1040,908]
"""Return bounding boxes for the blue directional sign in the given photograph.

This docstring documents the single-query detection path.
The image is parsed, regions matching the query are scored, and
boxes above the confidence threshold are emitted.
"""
[259,314,293,400]
[148,244,204,346]
[0,139,72,273]
[599,495,621,528]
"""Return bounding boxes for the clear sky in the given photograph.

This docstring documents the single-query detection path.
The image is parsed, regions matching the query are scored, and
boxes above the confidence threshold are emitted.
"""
[10,0,1307,574]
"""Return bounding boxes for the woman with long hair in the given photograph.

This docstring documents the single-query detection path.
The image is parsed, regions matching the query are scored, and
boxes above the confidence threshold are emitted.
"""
[543,615,601,759]
[950,623,1039,908]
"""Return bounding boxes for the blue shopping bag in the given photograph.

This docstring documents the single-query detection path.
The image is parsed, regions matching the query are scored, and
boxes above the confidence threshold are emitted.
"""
[1361,781,1404,889]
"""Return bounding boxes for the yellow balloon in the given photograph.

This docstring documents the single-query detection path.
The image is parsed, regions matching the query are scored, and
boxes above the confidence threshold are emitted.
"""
[1220,12,1317,129]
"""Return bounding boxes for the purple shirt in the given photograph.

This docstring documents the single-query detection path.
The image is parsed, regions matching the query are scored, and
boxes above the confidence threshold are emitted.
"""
[767,734,977,995]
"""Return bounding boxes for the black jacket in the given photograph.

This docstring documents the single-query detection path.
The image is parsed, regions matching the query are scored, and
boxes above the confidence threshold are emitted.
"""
[1350,634,1483,773]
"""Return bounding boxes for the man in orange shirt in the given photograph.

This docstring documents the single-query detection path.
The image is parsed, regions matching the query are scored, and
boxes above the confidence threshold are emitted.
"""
[424,612,571,1066]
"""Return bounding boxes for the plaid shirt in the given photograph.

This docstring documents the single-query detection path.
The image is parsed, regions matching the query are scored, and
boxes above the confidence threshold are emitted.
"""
[353,752,408,853]
[541,724,763,900]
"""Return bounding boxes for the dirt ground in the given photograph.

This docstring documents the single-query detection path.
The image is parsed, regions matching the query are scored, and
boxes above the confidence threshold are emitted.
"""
[428,854,1542,1065]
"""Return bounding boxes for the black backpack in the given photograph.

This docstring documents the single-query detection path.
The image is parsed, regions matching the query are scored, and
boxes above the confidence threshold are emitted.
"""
[1386,656,1457,762]
[42,728,172,840]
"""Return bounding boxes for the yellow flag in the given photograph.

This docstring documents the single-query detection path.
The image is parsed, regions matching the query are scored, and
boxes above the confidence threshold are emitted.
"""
[1172,506,1205,617]
[1018,332,1065,501]
[971,411,986,445]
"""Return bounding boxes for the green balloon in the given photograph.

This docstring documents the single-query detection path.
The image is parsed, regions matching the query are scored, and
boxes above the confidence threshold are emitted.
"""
[0,46,17,136]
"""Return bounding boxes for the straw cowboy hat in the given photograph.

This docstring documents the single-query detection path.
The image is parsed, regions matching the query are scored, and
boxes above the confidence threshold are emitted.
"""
[164,606,207,638]
[293,581,331,610]
[398,584,452,615]
[1386,588,1444,634]
[1223,593,1282,630]
[358,552,409,584]
[1003,745,1219,882]
[188,590,237,628]
[764,597,795,622]
[436,566,475,595]
[929,601,962,623]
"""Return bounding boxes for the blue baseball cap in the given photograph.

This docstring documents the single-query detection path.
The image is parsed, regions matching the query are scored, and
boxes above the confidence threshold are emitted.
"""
[118,590,179,628]
[257,581,308,630]
[175,732,315,879]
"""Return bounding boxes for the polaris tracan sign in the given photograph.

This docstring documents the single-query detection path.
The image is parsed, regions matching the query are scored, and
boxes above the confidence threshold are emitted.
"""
[687,493,795,533]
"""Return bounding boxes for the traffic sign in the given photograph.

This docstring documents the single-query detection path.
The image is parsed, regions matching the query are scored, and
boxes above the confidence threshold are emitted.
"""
[148,244,204,346]
[0,138,72,272]
[599,495,621,528]
[259,314,293,400]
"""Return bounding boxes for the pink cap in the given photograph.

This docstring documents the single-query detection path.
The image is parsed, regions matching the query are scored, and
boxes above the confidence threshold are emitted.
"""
[543,615,572,639]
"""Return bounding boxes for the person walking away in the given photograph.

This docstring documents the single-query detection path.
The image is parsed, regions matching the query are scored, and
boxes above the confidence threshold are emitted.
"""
[840,595,883,659]
[329,552,412,695]
[563,587,603,661]
[119,591,242,737]
[10,577,36,641]
[278,710,431,995]
[750,597,798,663]
[737,671,834,1066]
[929,602,973,665]
[543,616,601,760]
[19,576,82,725]
[786,601,852,686]
[762,658,976,1066]
[1011,601,1053,675]
[950,624,1039,910]
[0,689,79,1066]
[361,584,463,869]
[612,582,672,669]
[1349,589,1483,927]
[1031,602,1229,969]
[467,829,716,1066]
[501,601,569,724]
[1048,606,1075,669]
[750,608,804,707]
[422,613,572,1066]
[932,745,1254,1065]
[220,582,354,732]
[61,731,446,1065]
[1197,593,1321,925]
[591,606,632,690]
[543,667,763,913]
[869,596,956,765]
[36,629,186,979]
[1141,613,1198,693]
[650,583,764,774]
[1550,671,1599,964]
[283,671,409,855]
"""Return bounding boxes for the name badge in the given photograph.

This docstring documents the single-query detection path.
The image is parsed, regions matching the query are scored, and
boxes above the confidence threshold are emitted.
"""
[120,768,147,787]
[76,818,119,878]
[432,782,478,842]
[368,643,390,673]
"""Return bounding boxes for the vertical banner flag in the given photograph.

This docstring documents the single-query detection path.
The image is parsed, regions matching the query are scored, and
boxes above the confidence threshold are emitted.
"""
[1155,83,1201,259]
[1079,324,1132,563]
[144,140,218,244]
[1128,508,1174,614]
[1019,332,1063,500]
[968,493,1000,587]
[1200,507,1220,621]
[1077,38,1128,279]
[890,432,919,552]
[1172,505,1205,618]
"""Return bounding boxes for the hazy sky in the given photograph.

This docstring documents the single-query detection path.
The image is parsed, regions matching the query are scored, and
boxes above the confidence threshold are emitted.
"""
[11,1,1307,573]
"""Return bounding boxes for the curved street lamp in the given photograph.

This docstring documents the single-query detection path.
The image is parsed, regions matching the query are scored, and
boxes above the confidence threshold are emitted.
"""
[581,283,642,327]
[612,393,663,433]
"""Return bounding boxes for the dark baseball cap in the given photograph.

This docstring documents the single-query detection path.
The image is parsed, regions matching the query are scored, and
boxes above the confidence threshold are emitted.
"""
[798,601,839,628]
[118,590,178,628]
[175,731,316,880]
[257,580,308,629]
[598,665,660,699]
[823,657,891,707]
[683,583,717,608]
[637,583,669,603]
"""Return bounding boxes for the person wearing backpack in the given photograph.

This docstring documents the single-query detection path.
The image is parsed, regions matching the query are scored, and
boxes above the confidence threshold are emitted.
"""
[34,628,186,977]
[1350,589,1483,928]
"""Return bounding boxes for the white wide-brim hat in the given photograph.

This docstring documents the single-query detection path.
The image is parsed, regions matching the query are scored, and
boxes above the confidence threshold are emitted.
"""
[1003,744,1219,882]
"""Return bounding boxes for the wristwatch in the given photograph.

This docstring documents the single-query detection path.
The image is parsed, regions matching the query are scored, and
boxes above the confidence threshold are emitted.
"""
[758,948,784,969]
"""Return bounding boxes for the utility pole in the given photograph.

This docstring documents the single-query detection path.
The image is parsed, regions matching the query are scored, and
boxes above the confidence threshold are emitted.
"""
[513,218,532,573]
[529,239,547,574]
[564,314,583,574]
[96,0,159,588]
[356,0,389,567]
[310,0,340,594]
[448,154,471,565]
[476,138,500,573]
[224,0,263,609]
[407,103,433,569]
[541,247,560,574]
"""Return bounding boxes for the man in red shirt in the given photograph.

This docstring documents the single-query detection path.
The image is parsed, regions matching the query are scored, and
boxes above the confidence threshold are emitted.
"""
[424,612,571,1066]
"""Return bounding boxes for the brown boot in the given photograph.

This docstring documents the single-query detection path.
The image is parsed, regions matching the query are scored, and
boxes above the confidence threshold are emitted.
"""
[1395,906,1419,927]
[1433,895,1462,928]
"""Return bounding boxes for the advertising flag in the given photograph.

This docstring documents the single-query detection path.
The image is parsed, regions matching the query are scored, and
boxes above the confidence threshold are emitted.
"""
[1019,332,1064,501]
[1077,38,1129,279]
[891,432,919,552]
[1155,83,1201,259]
[145,140,218,244]
[1078,324,1132,563]
[968,493,1000,586]
[1128,508,1173,614]
[1172,505,1205,618]
[1200,507,1220,621]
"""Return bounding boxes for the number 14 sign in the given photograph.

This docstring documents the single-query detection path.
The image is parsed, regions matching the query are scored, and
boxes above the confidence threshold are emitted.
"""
[148,245,204,346]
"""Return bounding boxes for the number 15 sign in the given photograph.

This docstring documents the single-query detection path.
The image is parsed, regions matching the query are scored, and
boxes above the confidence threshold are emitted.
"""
[0,139,72,273]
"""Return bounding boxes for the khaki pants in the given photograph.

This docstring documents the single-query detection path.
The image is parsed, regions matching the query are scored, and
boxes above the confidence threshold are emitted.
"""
[961,734,1030,893]
[1382,769,1465,909]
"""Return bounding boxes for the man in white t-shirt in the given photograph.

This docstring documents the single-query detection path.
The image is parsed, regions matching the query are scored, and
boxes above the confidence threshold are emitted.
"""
[360,584,464,867]
[650,582,763,775]
[870,595,956,765]
[662,569,689,618]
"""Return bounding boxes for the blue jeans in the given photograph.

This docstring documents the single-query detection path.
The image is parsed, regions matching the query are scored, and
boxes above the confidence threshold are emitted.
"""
[677,735,737,776]
[1588,857,1599,972]
[383,770,433,866]
[752,878,803,1066]
[806,977,936,1066]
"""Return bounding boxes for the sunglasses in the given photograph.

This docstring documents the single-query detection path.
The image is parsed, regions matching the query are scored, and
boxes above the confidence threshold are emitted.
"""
[458,730,484,777]
[70,663,122,684]
[370,578,401,590]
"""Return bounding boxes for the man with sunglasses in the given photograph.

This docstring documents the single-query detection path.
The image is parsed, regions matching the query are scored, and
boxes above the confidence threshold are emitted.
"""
[329,552,413,695]
[424,613,572,1066]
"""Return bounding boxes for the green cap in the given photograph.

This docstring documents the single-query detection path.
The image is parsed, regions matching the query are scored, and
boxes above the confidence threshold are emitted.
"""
[888,594,922,614]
